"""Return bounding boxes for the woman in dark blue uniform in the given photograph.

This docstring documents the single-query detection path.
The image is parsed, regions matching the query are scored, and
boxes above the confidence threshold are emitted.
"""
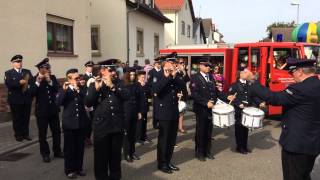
[122,67,141,162]
[228,67,265,154]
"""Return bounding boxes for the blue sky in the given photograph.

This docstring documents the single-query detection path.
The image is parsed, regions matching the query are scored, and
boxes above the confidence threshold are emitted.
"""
[192,0,320,43]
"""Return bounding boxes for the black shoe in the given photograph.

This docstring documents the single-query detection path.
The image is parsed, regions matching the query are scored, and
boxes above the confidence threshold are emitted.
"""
[245,148,252,153]
[15,136,23,142]
[77,170,86,176]
[168,163,180,171]
[125,155,133,162]
[158,165,173,174]
[66,172,77,179]
[23,136,32,141]
[54,152,64,158]
[236,148,248,155]
[197,156,206,162]
[206,154,215,160]
[131,154,140,160]
[42,156,51,163]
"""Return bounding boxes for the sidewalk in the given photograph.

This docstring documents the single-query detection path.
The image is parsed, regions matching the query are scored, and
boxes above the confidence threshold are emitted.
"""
[0,116,41,156]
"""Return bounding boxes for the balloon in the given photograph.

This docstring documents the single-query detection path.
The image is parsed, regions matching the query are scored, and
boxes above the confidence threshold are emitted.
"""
[292,22,319,43]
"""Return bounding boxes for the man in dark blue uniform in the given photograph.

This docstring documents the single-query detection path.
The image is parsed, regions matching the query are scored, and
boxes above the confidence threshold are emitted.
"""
[82,60,95,146]
[153,59,184,174]
[30,58,63,162]
[56,68,89,178]
[249,58,320,180]
[228,67,265,154]
[190,59,234,162]
[147,58,162,129]
[85,59,129,180]
[4,55,33,142]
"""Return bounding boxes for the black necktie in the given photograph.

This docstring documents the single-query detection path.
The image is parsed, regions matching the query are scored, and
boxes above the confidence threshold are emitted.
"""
[205,75,209,82]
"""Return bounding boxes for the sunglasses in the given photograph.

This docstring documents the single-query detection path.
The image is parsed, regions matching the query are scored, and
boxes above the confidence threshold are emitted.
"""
[204,64,211,67]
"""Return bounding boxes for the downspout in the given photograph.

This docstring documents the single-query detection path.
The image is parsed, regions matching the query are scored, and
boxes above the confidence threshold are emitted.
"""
[126,1,140,65]
[174,11,177,45]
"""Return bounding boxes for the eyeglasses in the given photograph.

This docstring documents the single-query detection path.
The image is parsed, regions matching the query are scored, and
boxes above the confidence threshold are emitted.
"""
[204,64,211,67]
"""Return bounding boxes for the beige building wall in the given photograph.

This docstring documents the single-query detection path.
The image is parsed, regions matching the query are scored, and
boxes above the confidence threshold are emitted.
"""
[0,0,91,83]
[177,0,194,45]
[162,0,194,47]
[128,10,165,65]
[90,0,127,63]
[163,12,178,47]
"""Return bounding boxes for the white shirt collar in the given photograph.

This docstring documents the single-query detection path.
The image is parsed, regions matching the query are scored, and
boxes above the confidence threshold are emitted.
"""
[200,72,208,79]
[68,85,74,90]
[155,67,161,72]
[85,72,92,76]
[239,79,246,84]
[14,68,21,73]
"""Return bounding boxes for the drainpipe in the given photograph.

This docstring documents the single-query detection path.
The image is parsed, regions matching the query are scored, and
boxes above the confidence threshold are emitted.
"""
[174,11,177,45]
[126,1,140,65]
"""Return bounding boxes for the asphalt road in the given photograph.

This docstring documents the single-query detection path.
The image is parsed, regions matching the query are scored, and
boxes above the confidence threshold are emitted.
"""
[0,116,319,180]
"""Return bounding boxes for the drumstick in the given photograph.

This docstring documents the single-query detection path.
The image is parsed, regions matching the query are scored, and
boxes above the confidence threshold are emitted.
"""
[178,91,182,102]
[228,93,237,105]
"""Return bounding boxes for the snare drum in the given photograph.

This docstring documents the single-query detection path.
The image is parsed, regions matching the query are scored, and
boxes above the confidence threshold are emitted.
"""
[241,107,265,128]
[212,104,235,128]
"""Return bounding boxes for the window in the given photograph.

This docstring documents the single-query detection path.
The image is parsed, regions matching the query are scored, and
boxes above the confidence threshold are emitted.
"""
[91,25,101,57]
[238,48,249,69]
[47,15,74,55]
[136,28,144,57]
[154,34,159,57]
[181,21,185,35]
[273,48,300,70]
[187,25,191,37]
[251,48,260,69]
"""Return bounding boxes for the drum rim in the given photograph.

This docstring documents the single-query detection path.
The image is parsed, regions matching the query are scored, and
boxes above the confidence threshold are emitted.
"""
[242,111,264,117]
[212,111,235,115]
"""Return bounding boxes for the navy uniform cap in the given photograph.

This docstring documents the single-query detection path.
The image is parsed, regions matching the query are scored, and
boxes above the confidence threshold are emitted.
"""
[284,58,316,72]
[35,58,50,69]
[97,59,119,70]
[84,61,94,67]
[11,54,23,62]
[199,59,213,67]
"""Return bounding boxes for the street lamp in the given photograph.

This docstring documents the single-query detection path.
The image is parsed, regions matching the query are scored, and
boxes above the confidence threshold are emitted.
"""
[291,1,300,25]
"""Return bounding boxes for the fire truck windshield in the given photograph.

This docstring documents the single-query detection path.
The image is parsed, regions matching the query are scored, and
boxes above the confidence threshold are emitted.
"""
[304,45,320,73]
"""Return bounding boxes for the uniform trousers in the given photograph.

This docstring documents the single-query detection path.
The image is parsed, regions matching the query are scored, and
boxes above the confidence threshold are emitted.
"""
[137,112,148,141]
[157,119,178,167]
[234,118,249,149]
[94,132,123,180]
[123,111,138,157]
[36,115,61,156]
[195,111,212,157]
[282,149,317,180]
[64,129,85,174]
[9,103,31,138]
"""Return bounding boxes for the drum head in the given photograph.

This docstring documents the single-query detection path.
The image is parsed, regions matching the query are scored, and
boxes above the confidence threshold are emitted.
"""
[242,107,264,116]
[212,104,234,114]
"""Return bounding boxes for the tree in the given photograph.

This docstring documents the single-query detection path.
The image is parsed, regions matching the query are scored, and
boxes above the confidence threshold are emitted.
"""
[266,21,296,39]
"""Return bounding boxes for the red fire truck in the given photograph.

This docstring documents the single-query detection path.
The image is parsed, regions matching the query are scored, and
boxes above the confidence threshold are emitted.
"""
[160,42,320,115]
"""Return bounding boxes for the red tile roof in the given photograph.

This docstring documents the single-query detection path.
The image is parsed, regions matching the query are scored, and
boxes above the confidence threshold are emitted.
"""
[155,0,195,21]
[155,0,185,10]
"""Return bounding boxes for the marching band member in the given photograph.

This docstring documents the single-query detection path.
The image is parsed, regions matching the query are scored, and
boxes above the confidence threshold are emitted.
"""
[153,59,184,174]
[4,54,33,142]
[228,67,265,154]
[85,59,129,180]
[248,58,320,180]
[30,58,63,162]
[190,59,234,162]
[122,67,141,162]
[136,70,152,144]
[147,58,163,129]
[82,61,95,146]
[56,68,89,178]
